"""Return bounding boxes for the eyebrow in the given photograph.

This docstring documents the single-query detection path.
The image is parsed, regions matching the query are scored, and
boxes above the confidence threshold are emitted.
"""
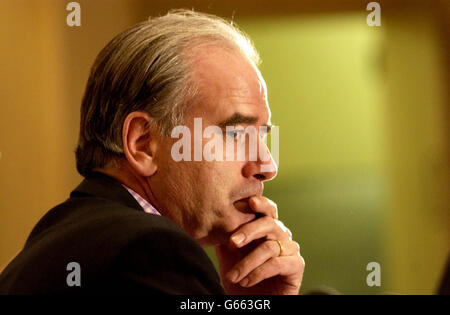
[218,113,272,132]
[217,112,257,127]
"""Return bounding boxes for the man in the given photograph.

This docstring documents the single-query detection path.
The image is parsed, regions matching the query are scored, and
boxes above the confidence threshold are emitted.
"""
[0,9,304,295]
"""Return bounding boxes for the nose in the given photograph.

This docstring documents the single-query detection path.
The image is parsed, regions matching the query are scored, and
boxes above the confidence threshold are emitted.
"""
[242,137,277,181]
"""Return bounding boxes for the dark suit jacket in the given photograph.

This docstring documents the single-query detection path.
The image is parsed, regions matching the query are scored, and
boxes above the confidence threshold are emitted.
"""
[0,172,225,295]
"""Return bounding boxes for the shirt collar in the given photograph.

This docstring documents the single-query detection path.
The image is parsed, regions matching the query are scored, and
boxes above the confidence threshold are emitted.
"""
[122,185,161,216]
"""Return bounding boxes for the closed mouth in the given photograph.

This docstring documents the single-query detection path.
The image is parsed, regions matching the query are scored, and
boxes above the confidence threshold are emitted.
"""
[233,197,252,213]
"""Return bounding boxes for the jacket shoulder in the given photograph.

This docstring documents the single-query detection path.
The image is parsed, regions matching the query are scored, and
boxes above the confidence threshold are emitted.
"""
[0,196,224,294]
[106,225,224,294]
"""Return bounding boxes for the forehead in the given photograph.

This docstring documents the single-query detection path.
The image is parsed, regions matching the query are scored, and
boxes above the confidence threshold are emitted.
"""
[188,45,271,125]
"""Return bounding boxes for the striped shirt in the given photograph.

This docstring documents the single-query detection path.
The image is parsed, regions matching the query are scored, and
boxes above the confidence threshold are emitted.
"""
[122,185,161,216]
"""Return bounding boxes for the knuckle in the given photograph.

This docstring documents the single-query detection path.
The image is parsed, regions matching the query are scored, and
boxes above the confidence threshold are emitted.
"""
[270,257,281,269]
[294,241,301,253]
[267,199,278,214]
[274,219,288,234]
[248,268,262,282]
[262,215,273,224]
[262,241,276,254]
[274,221,284,234]
[267,198,277,208]
[238,259,251,273]
[300,256,306,268]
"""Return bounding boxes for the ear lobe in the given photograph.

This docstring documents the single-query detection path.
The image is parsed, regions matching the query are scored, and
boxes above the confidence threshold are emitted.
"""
[122,112,158,177]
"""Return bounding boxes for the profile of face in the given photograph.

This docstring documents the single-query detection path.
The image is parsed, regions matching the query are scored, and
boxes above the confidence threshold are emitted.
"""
[149,46,278,246]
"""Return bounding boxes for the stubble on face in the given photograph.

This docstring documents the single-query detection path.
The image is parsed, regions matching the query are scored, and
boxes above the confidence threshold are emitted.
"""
[149,44,271,246]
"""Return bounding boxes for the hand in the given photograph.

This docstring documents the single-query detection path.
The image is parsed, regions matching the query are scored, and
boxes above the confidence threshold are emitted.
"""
[214,197,305,295]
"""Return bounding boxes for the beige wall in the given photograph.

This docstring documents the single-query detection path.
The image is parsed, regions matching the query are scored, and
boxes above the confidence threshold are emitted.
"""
[0,0,142,269]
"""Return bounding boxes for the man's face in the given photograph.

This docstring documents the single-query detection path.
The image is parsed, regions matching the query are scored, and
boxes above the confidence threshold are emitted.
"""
[149,46,277,246]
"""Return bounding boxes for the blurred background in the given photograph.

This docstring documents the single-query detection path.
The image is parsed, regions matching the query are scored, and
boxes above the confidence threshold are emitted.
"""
[0,0,448,294]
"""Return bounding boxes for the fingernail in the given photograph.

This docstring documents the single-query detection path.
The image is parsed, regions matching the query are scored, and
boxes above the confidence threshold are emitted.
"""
[229,270,239,283]
[240,278,249,287]
[231,233,245,245]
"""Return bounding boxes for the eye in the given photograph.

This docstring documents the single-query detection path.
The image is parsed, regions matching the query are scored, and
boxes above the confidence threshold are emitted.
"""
[258,126,272,144]
[259,130,268,141]
[226,130,239,138]
[226,129,245,141]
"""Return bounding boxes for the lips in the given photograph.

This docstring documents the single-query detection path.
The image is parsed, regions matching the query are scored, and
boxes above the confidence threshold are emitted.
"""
[233,198,252,213]
[233,197,264,220]
[231,182,263,215]
[233,184,263,202]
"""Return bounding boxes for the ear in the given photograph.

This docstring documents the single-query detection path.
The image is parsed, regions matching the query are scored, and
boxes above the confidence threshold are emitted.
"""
[122,111,158,177]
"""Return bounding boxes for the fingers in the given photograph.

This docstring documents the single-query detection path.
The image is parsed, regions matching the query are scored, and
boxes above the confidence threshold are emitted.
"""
[226,239,301,284]
[276,220,292,240]
[239,255,305,289]
[227,196,304,291]
[247,197,292,239]
[230,216,289,248]
[248,196,278,219]
[231,197,290,248]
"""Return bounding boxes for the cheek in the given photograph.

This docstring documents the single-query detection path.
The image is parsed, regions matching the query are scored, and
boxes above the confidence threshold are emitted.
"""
[198,161,237,197]
[154,153,198,204]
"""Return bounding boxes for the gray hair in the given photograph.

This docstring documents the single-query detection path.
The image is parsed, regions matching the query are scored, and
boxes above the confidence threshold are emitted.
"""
[75,9,260,176]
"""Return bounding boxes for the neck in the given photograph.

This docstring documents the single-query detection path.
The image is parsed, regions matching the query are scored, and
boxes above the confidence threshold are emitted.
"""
[93,162,158,210]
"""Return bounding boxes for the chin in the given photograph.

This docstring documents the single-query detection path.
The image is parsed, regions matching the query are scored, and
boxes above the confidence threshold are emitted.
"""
[222,212,256,237]
[195,208,256,247]
[195,231,227,247]
[234,210,256,226]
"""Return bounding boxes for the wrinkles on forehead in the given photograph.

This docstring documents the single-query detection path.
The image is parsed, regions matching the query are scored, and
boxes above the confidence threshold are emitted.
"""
[188,45,270,126]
